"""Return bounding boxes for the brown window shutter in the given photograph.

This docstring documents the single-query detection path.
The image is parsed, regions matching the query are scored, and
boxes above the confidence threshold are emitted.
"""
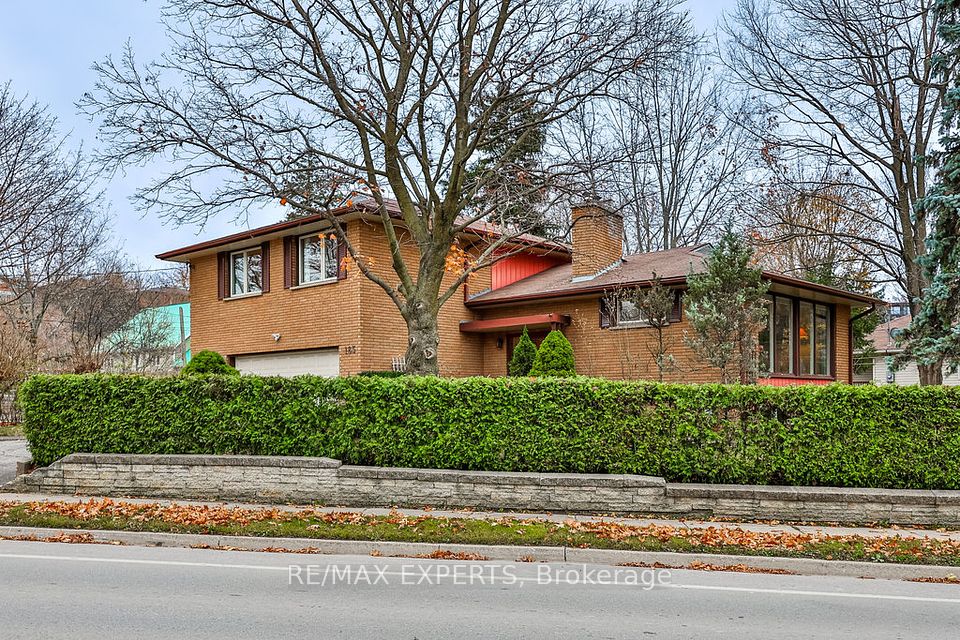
[670,290,683,322]
[216,251,228,300]
[337,236,348,280]
[599,297,613,328]
[283,236,299,288]
[260,241,271,293]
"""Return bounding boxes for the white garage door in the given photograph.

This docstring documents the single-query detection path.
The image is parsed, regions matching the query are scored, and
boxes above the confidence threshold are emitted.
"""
[234,349,339,378]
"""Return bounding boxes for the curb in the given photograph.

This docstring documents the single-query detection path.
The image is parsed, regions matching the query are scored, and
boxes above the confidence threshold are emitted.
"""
[1,525,958,581]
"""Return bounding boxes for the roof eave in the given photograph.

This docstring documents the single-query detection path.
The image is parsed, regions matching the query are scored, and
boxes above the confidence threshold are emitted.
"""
[465,274,691,308]
[762,271,882,306]
[467,271,882,308]
[157,201,569,262]
[156,203,367,261]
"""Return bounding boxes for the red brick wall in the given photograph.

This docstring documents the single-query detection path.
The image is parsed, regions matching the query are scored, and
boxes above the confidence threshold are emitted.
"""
[473,296,854,383]
[189,221,364,374]
[189,219,854,382]
[571,203,623,277]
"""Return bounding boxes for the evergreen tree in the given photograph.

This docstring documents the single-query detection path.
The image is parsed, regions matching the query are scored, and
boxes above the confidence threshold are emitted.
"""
[464,89,550,235]
[529,330,576,377]
[181,350,239,376]
[685,229,769,383]
[508,327,538,376]
[899,0,960,382]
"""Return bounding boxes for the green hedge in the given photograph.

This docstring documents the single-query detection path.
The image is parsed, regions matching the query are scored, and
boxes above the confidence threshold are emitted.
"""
[18,374,960,489]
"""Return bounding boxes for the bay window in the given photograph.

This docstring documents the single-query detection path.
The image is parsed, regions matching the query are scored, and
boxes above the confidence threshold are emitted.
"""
[299,233,339,284]
[230,248,263,296]
[758,294,832,377]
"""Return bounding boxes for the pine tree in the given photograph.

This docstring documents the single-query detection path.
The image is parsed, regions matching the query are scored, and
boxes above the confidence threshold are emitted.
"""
[529,330,576,377]
[685,229,769,383]
[899,0,960,382]
[464,89,550,235]
[508,327,538,376]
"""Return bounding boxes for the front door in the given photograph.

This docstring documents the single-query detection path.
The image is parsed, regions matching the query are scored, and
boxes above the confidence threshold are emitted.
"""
[505,330,549,369]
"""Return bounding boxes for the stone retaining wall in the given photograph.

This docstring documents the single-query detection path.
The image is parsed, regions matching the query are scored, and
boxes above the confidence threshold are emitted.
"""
[6,453,960,525]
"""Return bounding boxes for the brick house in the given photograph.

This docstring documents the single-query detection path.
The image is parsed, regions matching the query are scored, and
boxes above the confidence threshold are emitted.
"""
[158,200,878,383]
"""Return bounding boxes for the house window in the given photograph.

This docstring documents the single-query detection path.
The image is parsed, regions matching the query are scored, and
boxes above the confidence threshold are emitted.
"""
[616,299,652,327]
[299,233,339,284]
[230,248,263,296]
[759,294,832,377]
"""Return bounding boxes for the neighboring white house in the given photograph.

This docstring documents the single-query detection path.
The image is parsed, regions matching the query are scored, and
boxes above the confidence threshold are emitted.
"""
[856,312,960,386]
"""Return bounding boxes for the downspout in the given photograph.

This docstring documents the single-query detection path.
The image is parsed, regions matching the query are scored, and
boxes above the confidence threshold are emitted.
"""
[848,304,877,383]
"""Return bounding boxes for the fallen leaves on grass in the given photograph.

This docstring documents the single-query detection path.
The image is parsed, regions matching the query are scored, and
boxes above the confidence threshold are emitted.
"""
[618,560,795,575]
[2,498,960,564]
[561,518,960,561]
[413,550,489,561]
[909,575,960,584]
[190,543,323,554]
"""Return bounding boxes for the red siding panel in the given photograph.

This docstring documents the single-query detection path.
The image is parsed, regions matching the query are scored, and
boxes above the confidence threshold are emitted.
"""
[492,254,567,290]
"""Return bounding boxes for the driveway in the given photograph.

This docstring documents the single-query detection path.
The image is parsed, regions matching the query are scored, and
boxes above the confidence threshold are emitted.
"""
[0,438,30,486]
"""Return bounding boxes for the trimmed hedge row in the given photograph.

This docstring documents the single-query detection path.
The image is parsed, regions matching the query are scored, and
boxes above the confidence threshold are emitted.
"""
[18,374,960,489]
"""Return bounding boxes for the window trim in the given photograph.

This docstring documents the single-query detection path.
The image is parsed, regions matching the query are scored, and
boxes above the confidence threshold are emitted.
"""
[297,232,339,286]
[614,298,654,328]
[606,288,681,329]
[229,247,264,298]
[762,293,836,380]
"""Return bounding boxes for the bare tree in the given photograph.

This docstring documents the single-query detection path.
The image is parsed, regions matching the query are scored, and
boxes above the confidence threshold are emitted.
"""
[623,44,757,250]
[750,157,882,286]
[60,257,150,373]
[81,0,686,374]
[603,277,677,380]
[555,38,758,253]
[725,0,950,383]
[0,84,109,373]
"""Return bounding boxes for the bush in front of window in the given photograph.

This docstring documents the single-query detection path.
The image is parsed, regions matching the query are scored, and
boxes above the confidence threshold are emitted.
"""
[18,374,960,491]
[528,330,576,377]
[180,350,239,376]
[508,327,538,376]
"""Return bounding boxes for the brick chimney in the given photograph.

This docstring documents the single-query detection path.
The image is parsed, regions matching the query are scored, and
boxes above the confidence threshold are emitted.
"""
[571,201,623,279]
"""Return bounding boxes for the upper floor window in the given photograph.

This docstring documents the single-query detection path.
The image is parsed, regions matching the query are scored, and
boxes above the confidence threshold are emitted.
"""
[758,294,832,377]
[299,233,339,284]
[231,248,263,296]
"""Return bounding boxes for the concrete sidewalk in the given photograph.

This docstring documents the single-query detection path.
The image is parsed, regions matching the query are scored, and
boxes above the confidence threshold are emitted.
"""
[2,489,958,543]
[0,439,29,486]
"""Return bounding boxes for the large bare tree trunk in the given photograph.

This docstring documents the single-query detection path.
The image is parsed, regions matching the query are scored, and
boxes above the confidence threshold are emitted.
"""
[911,297,944,385]
[403,300,441,376]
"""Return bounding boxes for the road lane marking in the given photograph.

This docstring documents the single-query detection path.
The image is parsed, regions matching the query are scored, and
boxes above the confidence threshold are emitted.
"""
[667,583,960,604]
[3,552,960,604]
[0,553,290,572]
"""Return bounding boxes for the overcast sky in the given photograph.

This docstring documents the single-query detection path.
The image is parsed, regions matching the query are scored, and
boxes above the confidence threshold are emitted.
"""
[0,0,734,272]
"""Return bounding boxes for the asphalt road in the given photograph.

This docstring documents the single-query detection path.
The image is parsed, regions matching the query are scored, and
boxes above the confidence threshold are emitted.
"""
[1,540,959,638]
[0,439,28,486]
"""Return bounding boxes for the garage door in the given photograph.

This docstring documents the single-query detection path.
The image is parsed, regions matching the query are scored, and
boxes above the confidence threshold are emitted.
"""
[234,349,339,378]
